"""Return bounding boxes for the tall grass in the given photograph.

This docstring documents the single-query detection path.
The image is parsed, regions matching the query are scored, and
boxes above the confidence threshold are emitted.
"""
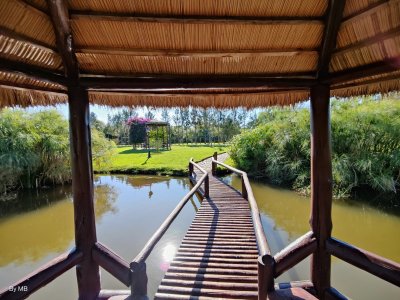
[0,109,116,196]
[230,98,400,204]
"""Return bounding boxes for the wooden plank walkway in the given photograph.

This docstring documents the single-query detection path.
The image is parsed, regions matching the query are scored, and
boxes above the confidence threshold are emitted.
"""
[155,166,260,299]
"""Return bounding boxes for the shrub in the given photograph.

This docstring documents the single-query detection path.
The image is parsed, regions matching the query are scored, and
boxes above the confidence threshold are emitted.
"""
[230,98,400,201]
[0,109,116,196]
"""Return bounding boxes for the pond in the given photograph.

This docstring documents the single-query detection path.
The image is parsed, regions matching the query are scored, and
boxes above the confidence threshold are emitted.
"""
[0,174,399,299]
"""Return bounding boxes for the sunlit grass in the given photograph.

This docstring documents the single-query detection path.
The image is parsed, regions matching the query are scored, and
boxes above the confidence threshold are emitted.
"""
[95,144,228,175]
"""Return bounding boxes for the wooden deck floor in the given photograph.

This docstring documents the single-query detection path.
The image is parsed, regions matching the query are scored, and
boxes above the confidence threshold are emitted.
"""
[155,173,260,299]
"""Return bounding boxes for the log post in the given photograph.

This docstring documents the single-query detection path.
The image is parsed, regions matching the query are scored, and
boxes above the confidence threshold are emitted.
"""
[212,152,218,175]
[189,162,194,177]
[242,176,248,200]
[258,255,275,299]
[68,85,100,299]
[204,174,210,198]
[130,261,148,296]
[310,84,332,298]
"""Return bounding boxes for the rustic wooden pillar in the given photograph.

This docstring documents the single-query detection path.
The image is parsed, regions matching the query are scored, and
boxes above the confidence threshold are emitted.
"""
[211,152,218,175]
[204,174,210,198]
[68,85,100,299]
[310,84,332,299]
[258,255,275,299]
[242,177,248,200]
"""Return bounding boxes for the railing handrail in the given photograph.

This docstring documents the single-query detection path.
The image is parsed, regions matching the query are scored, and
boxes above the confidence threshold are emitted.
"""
[212,158,271,257]
[189,157,208,175]
[132,162,208,266]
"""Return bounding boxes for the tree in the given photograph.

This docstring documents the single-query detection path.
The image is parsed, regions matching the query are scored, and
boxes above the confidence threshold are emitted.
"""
[90,112,105,132]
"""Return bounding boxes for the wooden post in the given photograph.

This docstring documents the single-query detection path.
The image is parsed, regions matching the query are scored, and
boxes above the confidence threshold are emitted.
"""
[212,152,218,175]
[68,86,100,299]
[310,84,332,298]
[258,255,275,299]
[204,174,210,198]
[242,176,248,200]
[189,162,194,177]
[130,261,148,296]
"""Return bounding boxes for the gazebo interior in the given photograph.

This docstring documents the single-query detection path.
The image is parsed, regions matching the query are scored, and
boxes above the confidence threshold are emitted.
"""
[0,0,399,299]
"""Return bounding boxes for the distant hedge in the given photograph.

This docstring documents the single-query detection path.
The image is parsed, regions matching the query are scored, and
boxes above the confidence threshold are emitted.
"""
[0,109,115,195]
[230,98,400,203]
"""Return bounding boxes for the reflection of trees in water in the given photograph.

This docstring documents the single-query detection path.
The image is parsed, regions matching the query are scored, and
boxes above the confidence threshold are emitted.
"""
[94,184,118,218]
[0,185,72,218]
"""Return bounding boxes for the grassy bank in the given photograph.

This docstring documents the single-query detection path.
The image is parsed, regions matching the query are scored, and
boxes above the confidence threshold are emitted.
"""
[95,145,227,176]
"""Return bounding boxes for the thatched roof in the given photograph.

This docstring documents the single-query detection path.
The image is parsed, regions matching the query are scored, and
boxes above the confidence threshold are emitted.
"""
[0,0,399,108]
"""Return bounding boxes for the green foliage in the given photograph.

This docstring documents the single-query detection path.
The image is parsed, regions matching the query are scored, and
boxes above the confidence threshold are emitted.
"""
[230,98,400,201]
[92,129,116,170]
[0,109,116,195]
[129,123,147,147]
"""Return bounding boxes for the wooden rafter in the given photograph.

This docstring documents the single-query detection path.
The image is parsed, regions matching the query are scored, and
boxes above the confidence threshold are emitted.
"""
[20,0,48,15]
[0,26,57,51]
[70,12,324,25]
[331,72,400,90]
[0,58,66,85]
[317,0,346,79]
[0,81,66,94]
[46,0,79,81]
[76,48,318,58]
[327,57,400,84]
[80,75,316,91]
[341,0,392,23]
[334,26,400,54]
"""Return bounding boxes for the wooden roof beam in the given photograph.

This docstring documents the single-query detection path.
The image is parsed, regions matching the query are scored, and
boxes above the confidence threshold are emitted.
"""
[0,58,66,85]
[76,48,319,58]
[333,26,400,54]
[70,13,324,25]
[331,72,400,90]
[326,57,400,84]
[46,0,79,82]
[20,0,48,15]
[0,81,66,94]
[317,0,346,79]
[0,26,57,51]
[80,75,316,91]
[342,0,391,24]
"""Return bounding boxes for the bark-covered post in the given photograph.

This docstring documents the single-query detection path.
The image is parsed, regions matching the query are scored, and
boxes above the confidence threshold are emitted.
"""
[212,152,218,175]
[310,84,332,298]
[68,86,101,299]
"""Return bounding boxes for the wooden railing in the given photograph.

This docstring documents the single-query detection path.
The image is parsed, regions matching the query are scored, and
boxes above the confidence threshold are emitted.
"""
[130,158,209,296]
[211,157,275,298]
[0,249,82,299]
[213,157,400,299]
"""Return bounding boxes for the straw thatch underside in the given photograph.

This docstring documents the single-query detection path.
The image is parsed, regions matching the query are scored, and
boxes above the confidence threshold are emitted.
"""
[0,0,399,108]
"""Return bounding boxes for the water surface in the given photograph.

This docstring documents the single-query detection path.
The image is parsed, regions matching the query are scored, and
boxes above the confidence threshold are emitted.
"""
[226,175,400,300]
[0,174,399,299]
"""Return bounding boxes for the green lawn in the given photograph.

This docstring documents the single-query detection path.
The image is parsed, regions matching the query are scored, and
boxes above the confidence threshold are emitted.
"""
[95,145,228,175]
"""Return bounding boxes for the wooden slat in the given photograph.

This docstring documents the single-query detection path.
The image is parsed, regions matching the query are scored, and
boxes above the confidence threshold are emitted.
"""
[157,168,264,299]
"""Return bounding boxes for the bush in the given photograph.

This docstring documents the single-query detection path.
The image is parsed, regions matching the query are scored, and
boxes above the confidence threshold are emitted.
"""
[230,98,400,201]
[0,109,116,195]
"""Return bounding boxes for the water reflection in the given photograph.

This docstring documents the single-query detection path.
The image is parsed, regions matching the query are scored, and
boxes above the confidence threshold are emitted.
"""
[227,174,400,299]
[0,175,200,300]
[1,174,398,300]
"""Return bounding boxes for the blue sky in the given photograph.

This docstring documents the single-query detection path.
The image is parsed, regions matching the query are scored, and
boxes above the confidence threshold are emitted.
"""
[26,104,154,123]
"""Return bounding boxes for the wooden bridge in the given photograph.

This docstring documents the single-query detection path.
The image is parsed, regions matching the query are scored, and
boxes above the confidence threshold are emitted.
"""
[1,154,399,299]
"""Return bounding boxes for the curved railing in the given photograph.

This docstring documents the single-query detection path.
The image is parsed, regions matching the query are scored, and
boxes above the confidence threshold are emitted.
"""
[211,157,276,296]
[129,158,209,295]
[212,157,400,299]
